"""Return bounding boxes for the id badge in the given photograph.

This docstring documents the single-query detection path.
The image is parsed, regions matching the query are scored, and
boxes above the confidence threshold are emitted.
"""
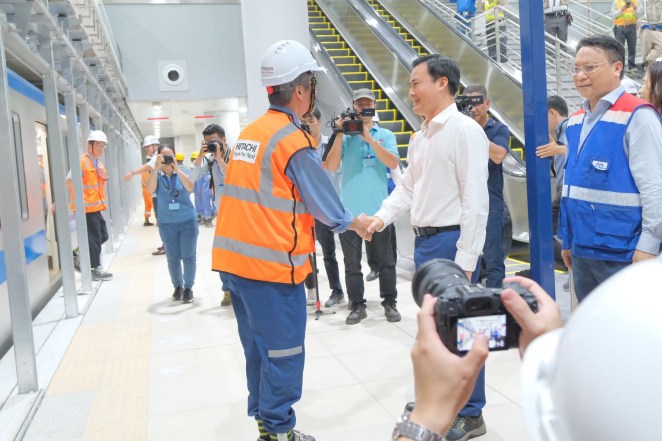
[363,157,376,167]
[168,202,180,211]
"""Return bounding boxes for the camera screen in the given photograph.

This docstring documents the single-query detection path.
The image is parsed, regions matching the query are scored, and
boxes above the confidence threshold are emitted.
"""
[457,314,506,352]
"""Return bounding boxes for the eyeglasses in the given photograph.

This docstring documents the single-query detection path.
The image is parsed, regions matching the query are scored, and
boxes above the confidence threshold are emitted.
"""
[571,61,614,76]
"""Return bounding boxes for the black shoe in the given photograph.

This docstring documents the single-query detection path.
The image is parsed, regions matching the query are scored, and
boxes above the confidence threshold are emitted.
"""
[172,287,184,301]
[346,304,367,325]
[73,252,81,272]
[152,246,166,256]
[324,292,345,307]
[384,304,401,322]
[143,220,154,226]
[91,267,113,281]
[347,300,355,311]
[445,414,486,441]
[366,270,379,281]
[182,288,193,303]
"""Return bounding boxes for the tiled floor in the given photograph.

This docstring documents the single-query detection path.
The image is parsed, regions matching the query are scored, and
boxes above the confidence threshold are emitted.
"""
[18,214,561,441]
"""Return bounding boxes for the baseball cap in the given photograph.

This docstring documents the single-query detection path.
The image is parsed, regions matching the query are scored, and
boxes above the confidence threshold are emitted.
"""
[352,88,376,101]
[143,135,160,147]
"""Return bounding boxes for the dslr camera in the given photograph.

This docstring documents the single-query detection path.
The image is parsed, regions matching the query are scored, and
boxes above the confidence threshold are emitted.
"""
[331,107,377,135]
[455,95,484,116]
[205,139,219,153]
[412,259,538,354]
[162,155,174,165]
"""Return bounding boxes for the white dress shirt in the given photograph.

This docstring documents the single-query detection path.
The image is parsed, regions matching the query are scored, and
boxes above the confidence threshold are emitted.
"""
[374,103,490,271]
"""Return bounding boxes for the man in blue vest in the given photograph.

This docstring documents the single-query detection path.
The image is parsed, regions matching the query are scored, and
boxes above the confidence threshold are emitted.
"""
[560,35,662,302]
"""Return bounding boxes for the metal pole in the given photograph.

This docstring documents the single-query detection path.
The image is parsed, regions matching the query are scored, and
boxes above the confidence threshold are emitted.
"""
[96,109,115,254]
[0,13,38,394]
[555,40,561,96]
[518,0,556,297]
[39,36,80,316]
[63,57,92,293]
[106,122,123,241]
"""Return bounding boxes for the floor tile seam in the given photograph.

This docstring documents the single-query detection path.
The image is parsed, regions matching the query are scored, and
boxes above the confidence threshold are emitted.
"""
[305,353,363,386]
[313,342,414,358]
[357,380,405,421]
[484,384,520,407]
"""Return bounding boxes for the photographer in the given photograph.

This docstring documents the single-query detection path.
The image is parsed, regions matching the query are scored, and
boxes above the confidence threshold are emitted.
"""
[145,145,198,304]
[368,55,490,440]
[189,124,232,306]
[326,88,401,324]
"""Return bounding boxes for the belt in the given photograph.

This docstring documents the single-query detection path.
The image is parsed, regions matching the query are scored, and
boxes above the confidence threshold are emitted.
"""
[545,10,568,17]
[642,24,662,31]
[413,225,460,237]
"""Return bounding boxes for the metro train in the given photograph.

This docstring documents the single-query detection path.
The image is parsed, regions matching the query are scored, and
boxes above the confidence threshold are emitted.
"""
[0,69,79,357]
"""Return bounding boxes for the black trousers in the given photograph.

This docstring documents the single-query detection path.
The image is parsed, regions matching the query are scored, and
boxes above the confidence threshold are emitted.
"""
[86,211,109,268]
[339,226,397,306]
[366,224,397,272]
[614,24,637,68]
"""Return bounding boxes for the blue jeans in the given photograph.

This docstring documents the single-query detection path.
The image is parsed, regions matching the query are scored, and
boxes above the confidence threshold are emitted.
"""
[158,219,199,289]
[571,255,629,303]
[413,230,486,417]
[483,209,505,288]
[224,273,306,434]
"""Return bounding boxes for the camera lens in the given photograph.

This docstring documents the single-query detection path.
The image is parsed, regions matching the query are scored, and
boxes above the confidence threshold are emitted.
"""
[411,259,468,307]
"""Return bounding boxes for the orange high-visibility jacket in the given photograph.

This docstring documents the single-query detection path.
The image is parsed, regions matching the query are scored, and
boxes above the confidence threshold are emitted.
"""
[69,154,107,213]
[212,109,316,284]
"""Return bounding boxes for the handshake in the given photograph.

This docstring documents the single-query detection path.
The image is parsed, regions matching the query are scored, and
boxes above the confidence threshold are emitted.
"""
[349,214,386,241]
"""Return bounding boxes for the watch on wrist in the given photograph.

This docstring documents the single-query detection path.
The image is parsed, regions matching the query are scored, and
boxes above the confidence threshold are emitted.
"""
[392,412,445,441]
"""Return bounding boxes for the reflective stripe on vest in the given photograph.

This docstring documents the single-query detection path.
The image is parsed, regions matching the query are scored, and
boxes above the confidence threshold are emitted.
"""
[562,184,642,207]
[223,183,307,214]
[213,236,309,267]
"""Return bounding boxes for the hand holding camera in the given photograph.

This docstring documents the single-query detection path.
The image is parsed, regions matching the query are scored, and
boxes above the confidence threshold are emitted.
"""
[329,107,376,136]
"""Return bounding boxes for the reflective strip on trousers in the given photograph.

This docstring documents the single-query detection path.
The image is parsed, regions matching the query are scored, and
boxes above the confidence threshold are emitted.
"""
[223,183,307,215]
[213,236,309,267]
[562,185,641,207]
[268,346,303,358]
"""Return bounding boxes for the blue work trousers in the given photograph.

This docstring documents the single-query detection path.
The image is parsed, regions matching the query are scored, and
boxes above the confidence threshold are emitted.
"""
[483,209,505,288]
[224,273,307,434]
[571,254,629,303]
[194,176,213,218]
[413,230,486,417]
[158,219,198,289]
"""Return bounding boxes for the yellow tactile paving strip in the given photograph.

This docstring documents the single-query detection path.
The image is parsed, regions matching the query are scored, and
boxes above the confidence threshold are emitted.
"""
[46,228,154,441]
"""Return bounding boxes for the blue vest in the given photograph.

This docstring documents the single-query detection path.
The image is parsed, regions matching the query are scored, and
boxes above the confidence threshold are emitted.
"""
[562,92,652,262]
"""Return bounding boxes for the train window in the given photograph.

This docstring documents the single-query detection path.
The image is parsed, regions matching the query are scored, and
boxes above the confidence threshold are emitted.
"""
[11,112,29,221]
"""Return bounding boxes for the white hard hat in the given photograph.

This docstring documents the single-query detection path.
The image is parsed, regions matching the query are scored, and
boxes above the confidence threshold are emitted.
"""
[260,40,325,87]
[521,258,662,441]
[143,135,160,147]
[87,130,108,144]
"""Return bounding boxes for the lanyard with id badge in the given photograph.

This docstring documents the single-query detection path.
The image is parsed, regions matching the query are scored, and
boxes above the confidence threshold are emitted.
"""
[362,142,377,167]
[161,173,181,211]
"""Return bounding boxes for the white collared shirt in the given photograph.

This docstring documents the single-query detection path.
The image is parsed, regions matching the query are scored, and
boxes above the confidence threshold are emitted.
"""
[375,103,490,271]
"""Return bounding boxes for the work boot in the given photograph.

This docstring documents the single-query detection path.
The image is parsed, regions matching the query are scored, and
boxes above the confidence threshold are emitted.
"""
[324,291,345,307]
[91,267,113,281]
[172,287,184,301]
[346,304,367,325]
[306,288,317,306]
[445,413,487,441]
[269,429,316,441]
[220,290,232,306]
[143,219,154,226]
[384,304,401,322]
[365,270,379,281]
[182,288,193,304]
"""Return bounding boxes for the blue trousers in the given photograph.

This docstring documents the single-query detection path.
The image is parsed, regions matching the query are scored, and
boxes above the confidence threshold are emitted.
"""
[483,209,505,288]
[193,176,213,218]
[158,219,198,289]
[224,273,307,434]
[571,254,629,303]
[413,230,486,417]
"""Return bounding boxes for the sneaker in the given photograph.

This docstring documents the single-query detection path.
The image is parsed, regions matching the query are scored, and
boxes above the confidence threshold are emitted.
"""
[220,290,232,306]
[143,220,154,226]
[306,288,317,306]
[365,270,379,281]
[445,414,487,441]
[182,288,193,304]
[152,246,165,256]
[270,430,316,441]
[346,304,367,325]
[172,287,184,301]
[204,218,214,228]
[384,304,401,322]
[324,291,345,307]
[91,267,113,281]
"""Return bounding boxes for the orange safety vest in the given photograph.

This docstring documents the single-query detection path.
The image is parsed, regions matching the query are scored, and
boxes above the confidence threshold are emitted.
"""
[69,154,107,213]
[211,109,316,284]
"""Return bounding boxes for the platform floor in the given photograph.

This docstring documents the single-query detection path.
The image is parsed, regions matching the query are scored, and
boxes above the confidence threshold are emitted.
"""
[16,214,571,441]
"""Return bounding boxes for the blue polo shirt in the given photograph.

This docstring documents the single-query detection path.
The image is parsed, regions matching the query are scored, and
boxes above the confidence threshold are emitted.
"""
[340,123,398,216]
[483,118,511,211]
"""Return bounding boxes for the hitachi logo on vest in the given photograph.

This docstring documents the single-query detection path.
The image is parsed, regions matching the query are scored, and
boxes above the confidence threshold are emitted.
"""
[233,140,261,164]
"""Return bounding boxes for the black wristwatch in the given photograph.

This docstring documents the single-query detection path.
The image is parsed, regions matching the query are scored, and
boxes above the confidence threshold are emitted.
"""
[392,412,445,441]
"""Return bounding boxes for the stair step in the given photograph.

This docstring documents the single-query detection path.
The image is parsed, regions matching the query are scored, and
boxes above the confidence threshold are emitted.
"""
[395,132,412,146]
[314,28,335,36]
[347,80,376,90]
[332,56,357,65]
[323,42,346,50]
[377,109,397,121]
[376,99,391,110]
[327,48,351,57]
[379,121,406,132]
[337,63,362,73]
[343,72,369,82]
[318,34,340,43]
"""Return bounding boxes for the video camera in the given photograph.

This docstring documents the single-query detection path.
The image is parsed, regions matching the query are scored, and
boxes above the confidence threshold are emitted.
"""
[330,107,377,135]
[455,95,484,116]
[412,259,538,354]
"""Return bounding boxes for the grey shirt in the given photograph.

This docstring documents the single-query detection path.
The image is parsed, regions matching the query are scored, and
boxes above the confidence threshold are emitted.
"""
[576,86,662,254]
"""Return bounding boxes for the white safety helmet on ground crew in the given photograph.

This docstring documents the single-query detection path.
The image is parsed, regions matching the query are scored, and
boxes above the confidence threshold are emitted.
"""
[143,135,159,147]
[520,258,662,441]
[87,130,108,144]
[260,40,325,87]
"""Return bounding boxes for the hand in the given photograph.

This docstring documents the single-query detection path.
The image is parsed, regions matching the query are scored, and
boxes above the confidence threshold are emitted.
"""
[536,137,566,159]
[360,123,372,142]
[409,294,489,435]
[199,141,208,155]
[366,215,384,234]
[172,157,180,172]
[561,249,572,269]
[122,171,133,182]
[349,213,373,240]
[633,249,657,263]
[154,154,164,171]
[501,276,563,357]
[464,271,473,281]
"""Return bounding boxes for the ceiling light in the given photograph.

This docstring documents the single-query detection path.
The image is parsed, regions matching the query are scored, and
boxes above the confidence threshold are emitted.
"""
[152,102,163,115]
